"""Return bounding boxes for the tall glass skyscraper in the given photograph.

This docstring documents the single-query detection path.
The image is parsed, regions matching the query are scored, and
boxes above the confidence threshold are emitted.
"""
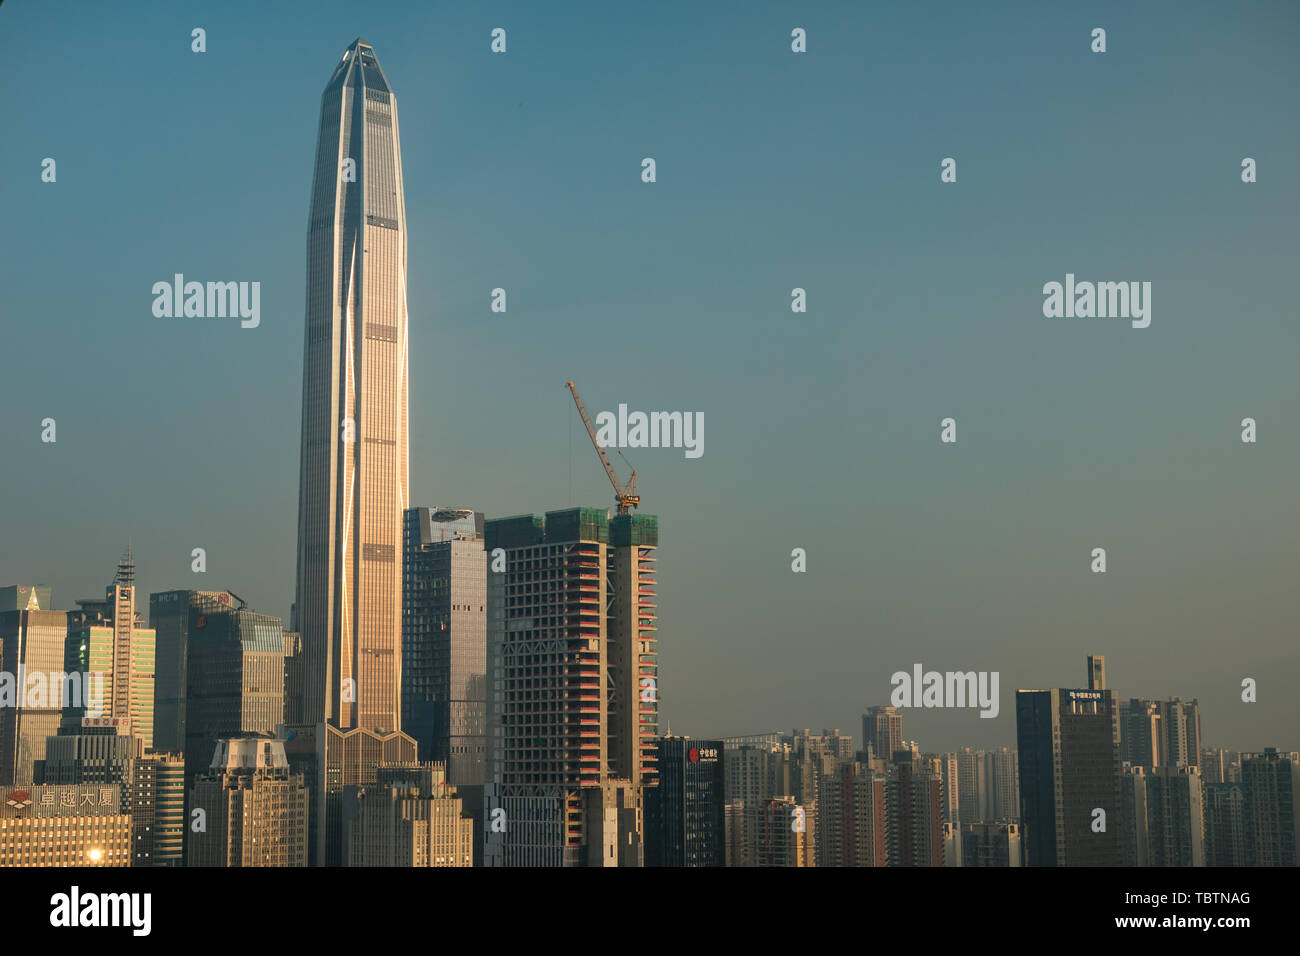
[295,38,409,734]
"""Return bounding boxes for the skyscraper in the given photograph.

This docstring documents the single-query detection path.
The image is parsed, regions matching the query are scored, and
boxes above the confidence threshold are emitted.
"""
[0,603,69,785]
[483,508,658,866]
[188,738,309,867]
[401,506,486,787]
[1240,748,1299,866]
[150,589,287,785]
[295,37,410,735]
[62,551,155,751]
[645,737,726,867]
[1016,687,1122,866]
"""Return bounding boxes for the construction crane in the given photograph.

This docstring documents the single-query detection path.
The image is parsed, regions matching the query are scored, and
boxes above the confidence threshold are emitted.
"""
[566,380,640,514]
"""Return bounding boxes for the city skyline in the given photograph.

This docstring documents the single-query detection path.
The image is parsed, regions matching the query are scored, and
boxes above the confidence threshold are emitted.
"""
[3,1,1299,755]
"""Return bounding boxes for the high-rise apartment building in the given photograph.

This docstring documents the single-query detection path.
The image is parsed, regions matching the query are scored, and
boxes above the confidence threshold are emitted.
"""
[484,508,658,866]
[1240,748,1299,866]
[1204,781,1249,866]
[987,746,1020,821]
[1016,687,1122,866]
[1146,765,1205,866]
[862,706,902,762]
[401,506,486,787]
[188,738,309,867]
[294,37,410,735]
[885,755,944,867]
[956,747,989,824]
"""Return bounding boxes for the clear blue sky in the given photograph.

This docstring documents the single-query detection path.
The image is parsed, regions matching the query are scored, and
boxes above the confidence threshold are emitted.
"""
[2,0,1297,751]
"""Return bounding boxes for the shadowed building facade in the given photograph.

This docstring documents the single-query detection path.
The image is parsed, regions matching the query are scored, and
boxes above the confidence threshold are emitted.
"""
[294,37,410,735]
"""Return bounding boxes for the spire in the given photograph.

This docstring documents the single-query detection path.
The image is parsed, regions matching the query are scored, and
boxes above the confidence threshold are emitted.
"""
[115,541,135,587]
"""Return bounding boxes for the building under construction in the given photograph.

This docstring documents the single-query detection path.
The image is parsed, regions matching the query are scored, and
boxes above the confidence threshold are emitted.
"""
[483,507,659,866]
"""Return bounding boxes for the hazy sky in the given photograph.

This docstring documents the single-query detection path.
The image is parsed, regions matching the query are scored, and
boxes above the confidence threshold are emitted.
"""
[2,1,1297,752]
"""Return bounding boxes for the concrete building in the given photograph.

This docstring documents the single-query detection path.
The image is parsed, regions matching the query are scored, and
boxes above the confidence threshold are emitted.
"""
[886,755,944,866]
[1146,765,1205,866]
[1119,765,1150,866]
[343,763,474,866]
[961,821,1022,867]
[0,782,130,866]
[130,751,185,867]
[1240,748,1299,866]
[1016,687,1122,866]
[1204,781,1249,867]
[862,706,902,763]
[188,737,309,867]
[985,747,1020,821]
[484,508,658,866]
[401,506,486,789]
[956,747,989,824]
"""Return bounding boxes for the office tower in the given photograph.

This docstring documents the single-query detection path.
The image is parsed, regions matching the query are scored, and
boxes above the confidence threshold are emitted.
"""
[280,720,417,866]
[484,508,658,866]
[956,747,989,824]
[282,630,304,724]
[36,728,184,867]
[1087,654,1106,691]
[645,737,726,867]
[62,550,156,749]
[987,747,1020,821]
[188,738,309,867]
[130,751,185,866]
[0,782,130,866]
[1016,687,1122,866]
[342,763,474,866]
[862,706,902,762]
[401,506,486,788]
[1204,781,1249,867]
[724,801,746,866]
[1118,765,1149,866]
[294,37,410,735]
[961,822,1022,867]
[1240,748,1299,866]
[0,604,72,785]
[0,585,52,612]
[1146,765,1205,866]
[149,590,286,784]
[885,755,944,866]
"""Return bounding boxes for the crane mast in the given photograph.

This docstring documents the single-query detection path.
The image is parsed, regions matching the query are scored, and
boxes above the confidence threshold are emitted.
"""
[566,381,640,514]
